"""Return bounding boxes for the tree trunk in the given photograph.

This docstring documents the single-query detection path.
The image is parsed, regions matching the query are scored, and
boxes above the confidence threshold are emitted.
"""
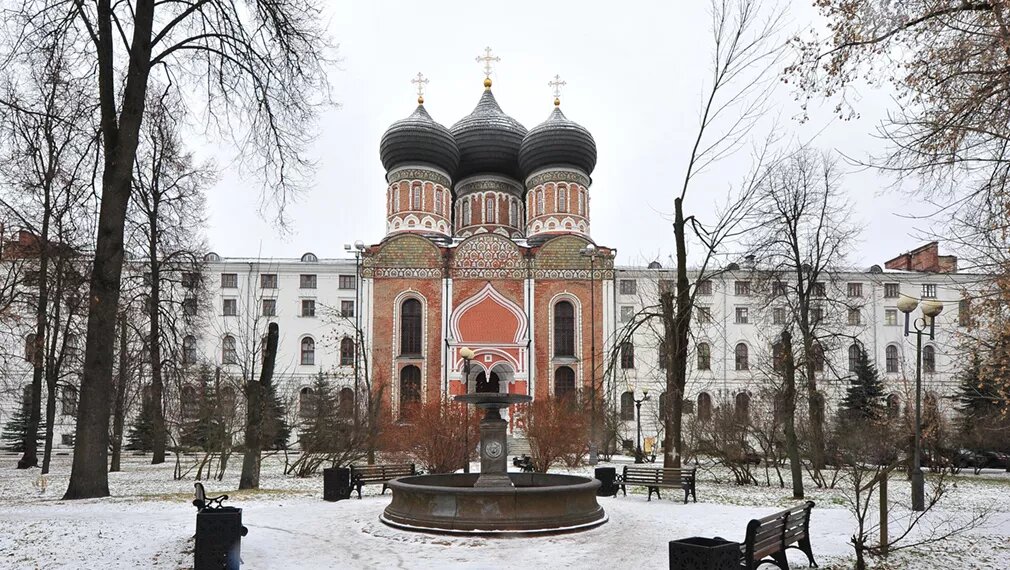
[240,322,278,489]
[664,197,692,468]
[18,207,50,470]
[147,227,166,464]
[64,0,155,500]
[110,313,129,473]
[798,302,826,473]
[41,373,57,475]
[781,330,804,499]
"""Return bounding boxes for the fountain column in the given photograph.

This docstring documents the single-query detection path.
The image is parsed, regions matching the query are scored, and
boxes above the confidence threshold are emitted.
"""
[475,406,511,487]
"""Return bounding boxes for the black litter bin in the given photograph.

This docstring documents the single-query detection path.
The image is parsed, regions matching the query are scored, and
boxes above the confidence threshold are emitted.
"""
[668,536,741,570]
[195,506,248,570]
[323,467,352,501]
[594,466,618,497]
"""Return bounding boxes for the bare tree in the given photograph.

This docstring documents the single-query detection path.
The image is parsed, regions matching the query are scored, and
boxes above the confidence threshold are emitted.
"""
[0,0,334,498]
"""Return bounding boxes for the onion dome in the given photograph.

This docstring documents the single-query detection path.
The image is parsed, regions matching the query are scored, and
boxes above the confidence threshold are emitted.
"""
[379,104,460,176]
[450,88,527,181]
[519,104,597,176]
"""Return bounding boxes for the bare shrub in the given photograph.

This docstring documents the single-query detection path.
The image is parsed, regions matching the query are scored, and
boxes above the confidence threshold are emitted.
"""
[519,398,589,473]
[380,399,478,475]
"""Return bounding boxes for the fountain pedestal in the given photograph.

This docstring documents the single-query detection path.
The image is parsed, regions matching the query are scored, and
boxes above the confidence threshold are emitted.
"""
[474,406,511,487]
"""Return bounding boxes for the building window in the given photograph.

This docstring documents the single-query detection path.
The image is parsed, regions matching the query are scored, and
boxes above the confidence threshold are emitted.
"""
[411,185,421,210]
[510,200,518,226]
[338,275,356,290]
[183,296,198,317]
[734,281,751,296]
[620,305,635,323]
[400,298,422,355]
[554,366,576,400]
[399,365,422,418]
[620,342,635,369]
[485,195,495,223]
[696,306,712,324]
[338,387,354,418]
[620,279,637,295]
[735,343,749,371]
[262,299,276,317]
[61,385,77,416]
[773,307,786,325]
[696,280,712,295]
[182,272,199,289]
[537,189,544,215]
[221,273,238,288]
[341,300,355,317]
[301,299,316,317]
[435,188,443,215]
[183,335,197,364]
[811,343,825,372]
[848,343,861,372]
[772,281,788,296]
[620,391,634,420]
[847,283,863,297]
[810,307,823,325]
[300,274,317,289]
[923,345,936,373]
[558,185,567,212]
[772,341,785,372]
[260,273,277,289]
[697,392,713,422]
[735,307,749,324]
[299,387,315,418]
[223,298,237,316]
[959,299,971,327]
[886,345,899,373]
[462,197,471,226]
[884,283,900,298]
[697,342,711,370]
[578,189,585,215]
[922,283,937,299]
[554,301,575,358]
[222,335,237,364]
[735,392,750,424]
[885,309,898,326]
[812,282,826,297]
[848,308,861,326]
[300,337,315,365]
[340,337,355,366]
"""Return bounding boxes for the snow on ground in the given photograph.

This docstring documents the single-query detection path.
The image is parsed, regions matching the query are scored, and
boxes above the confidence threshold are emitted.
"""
[1,452,1008,569]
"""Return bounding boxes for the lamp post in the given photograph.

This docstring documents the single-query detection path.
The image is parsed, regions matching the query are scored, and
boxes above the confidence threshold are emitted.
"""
[634,388,650,464]
[896,293,943,512]
[344,240,366,428]
[460,347,475,474]
[580,244,600,465]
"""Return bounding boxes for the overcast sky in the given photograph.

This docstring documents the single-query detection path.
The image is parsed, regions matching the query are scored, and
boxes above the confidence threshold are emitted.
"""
[200,0,937,269]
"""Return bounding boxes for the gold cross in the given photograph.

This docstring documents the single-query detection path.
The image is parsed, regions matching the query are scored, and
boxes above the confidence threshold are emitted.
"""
[476,47,500,89]
[411,72,429,104]
[549,74,567,106]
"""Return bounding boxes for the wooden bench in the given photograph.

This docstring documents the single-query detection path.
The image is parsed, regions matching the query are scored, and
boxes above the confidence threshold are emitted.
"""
[742,501,818,569]
[617,465,697,503]
[349,463,416,499]
[192,482,228,511]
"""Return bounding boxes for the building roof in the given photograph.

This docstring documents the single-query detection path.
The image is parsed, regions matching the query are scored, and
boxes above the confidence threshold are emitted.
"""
[519,106,597,177]
[379,104,460,177]
[450,89,527,181]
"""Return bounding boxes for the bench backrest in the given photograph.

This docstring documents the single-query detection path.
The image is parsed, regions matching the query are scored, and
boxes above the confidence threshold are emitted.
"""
[351,463,415,482]
[194,482,207,504]
[744,501,815,562]
[622,466,696,485]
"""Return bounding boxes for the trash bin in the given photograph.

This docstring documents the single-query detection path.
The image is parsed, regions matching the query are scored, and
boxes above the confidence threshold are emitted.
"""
[323,467,352,501]
[195,506,248,570]
[594,466,618,497]
[668,536,741,570]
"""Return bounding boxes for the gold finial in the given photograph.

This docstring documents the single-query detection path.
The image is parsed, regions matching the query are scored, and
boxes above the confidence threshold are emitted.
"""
[549,74,566,106]
[476,47,499,89]
[411,72,429,105]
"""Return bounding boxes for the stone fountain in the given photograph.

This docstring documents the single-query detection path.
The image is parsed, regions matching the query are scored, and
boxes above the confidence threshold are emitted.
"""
[380,392,607,534]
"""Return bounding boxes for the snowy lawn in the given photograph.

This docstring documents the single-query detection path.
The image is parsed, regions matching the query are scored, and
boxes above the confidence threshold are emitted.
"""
[1,452,1008,569]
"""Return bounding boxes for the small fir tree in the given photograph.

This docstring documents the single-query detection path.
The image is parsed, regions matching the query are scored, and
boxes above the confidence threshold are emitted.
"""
[180,366,229,451]
[2,390,47,452]
[126,399,156,451]
[840,346,885,421]
[264,381,291,450]
[957,351,1002,426]
[298,373,340,452]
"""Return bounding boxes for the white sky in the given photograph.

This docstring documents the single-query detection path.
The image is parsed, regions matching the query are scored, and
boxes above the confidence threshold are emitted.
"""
[201,0,938,268]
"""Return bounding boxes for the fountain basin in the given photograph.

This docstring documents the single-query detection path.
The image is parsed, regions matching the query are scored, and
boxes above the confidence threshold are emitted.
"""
[381,473,607,534]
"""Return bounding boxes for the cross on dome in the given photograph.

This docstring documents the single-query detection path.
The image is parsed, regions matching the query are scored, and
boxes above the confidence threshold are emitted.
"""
[476,46,500,89]
[549,74,567,106]
[411,71,429,104]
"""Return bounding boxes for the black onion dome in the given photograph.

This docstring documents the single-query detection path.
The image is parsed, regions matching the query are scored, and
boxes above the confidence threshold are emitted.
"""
[519,106,597,177]
[450,90,527,181]
[380,104,460,176]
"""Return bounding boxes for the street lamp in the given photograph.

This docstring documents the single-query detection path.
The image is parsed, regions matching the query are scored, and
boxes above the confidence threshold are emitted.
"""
[580,243,600,465]
[634,388,651,464]
[344,241,366,427]
[897,293,943,512]
[460,346,475,474]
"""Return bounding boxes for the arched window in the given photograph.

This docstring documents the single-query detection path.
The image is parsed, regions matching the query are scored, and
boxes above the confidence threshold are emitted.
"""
[558,185,567,212]
[400,298,422,355]
[182,385,199,420]
[393,186,400,212]
[435,188,443,216]
[735,343,749,371]
[886,393,900,418]
[300,337,315,365]
[697,342,711,370]
[485,195,495,223]
[537,189,545,215]
[923,345,936,373]
[578,189,585,215]
[222,335,237,364]
[338,387,354,418]
[340,337,355,366]
[620,391,634,420]
[772,341,785,372]
[510,200,518,226]
[620,342,635,369]
[299,387,315,418]
[220,386,236,418]
[399,365,422,418]
[811,343,825,372]
[697,392,713,422]
[735,392,751,424]
[24,333,36,362]
[411,184,421,210]
[61,385,78,416]
[554,366,576,400]
[183,335,197,364]
[848,343,861,372]
[886,345,899,373]
[553,301,575,357]
[462,197,471,226]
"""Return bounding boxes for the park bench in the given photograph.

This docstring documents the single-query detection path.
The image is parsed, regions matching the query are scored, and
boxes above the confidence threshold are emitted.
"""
[349,463,416,499]
[741,500,818,569]
[512,454,533,472]
[617,465,697,503]
[192,482,229,511]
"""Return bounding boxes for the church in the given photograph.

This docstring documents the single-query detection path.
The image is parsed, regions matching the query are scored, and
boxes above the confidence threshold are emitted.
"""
[362,52,615,428]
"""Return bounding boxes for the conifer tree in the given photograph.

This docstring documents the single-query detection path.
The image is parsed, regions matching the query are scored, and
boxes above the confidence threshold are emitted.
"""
[2,390,47,452]
[125,399,155,452]
[298,374,340,452]
[840,346,885,422]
